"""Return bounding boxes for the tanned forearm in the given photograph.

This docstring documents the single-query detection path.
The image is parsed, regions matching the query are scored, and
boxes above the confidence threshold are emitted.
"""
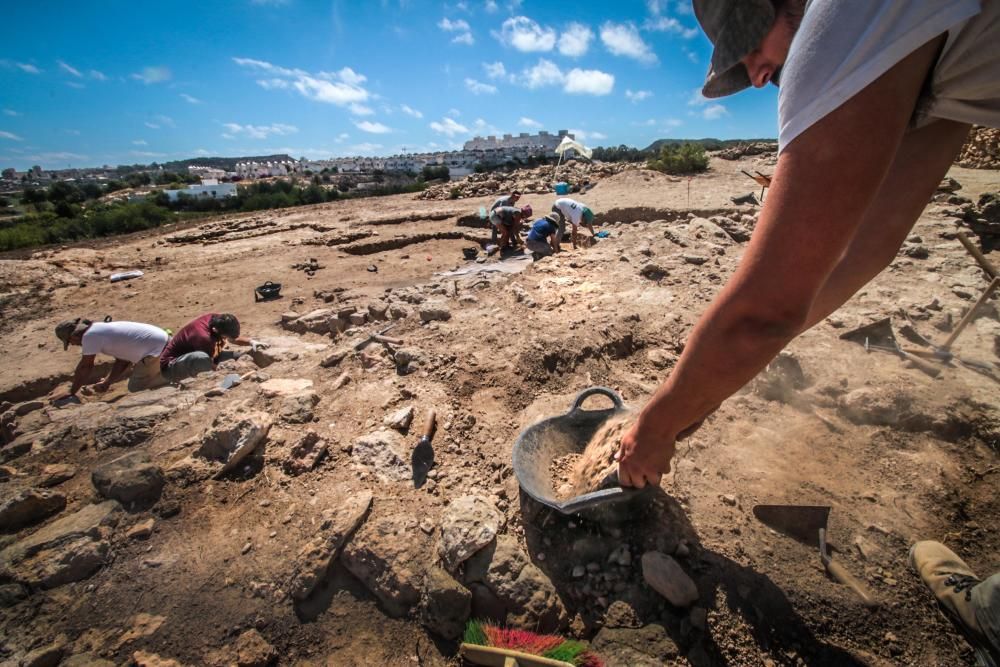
[101,359,133,386]
[69,356,96,395]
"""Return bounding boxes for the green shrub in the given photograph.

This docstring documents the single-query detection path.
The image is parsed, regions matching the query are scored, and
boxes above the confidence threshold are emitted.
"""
[647,143,709,175]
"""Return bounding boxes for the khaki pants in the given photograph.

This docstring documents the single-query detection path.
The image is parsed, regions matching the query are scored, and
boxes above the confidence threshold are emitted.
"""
[128,355,167,392]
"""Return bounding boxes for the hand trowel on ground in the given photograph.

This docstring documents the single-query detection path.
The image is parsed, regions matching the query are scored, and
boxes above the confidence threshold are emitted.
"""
[753,504,879,608]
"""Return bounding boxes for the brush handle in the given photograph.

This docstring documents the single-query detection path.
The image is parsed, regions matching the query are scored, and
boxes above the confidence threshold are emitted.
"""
[823,557,879,608]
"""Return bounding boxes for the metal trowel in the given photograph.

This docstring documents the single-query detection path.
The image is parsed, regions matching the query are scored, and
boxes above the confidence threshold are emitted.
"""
[753,504,879,608]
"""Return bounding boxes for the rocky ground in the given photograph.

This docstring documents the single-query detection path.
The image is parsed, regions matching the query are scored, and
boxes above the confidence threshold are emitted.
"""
[1,154,998,667]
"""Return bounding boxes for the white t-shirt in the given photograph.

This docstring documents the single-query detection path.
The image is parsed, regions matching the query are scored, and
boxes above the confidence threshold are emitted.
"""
[81,321,169,363]
[778,0,991,150]
[553,198,587,227]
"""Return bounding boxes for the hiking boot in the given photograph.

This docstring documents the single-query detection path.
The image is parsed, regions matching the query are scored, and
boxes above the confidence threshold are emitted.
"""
[909,541,999,667]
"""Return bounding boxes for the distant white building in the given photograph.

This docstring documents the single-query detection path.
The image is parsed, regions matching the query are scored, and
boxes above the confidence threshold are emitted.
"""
[188,165,227,180]
[463,130,572,152]
[164,179,237,201]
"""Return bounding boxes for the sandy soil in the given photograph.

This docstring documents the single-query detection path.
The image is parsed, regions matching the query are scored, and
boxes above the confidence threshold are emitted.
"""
[0,155,998,666]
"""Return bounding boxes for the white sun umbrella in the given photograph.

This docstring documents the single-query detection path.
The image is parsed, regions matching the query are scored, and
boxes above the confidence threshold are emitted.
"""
[554,135,592,167]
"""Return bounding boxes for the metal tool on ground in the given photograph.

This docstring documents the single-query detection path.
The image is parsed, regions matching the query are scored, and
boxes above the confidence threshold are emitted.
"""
[955,230,998,280]
[411,408,436,489]
[741,169,772,202]
[753,504,878,608]
[353,323,400,351]
[841,317,940,377]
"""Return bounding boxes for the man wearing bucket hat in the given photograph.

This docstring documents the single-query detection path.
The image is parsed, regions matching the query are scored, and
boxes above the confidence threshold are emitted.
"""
[552,197,596,250]
[617,0,1000,657]
[52,318,170,401]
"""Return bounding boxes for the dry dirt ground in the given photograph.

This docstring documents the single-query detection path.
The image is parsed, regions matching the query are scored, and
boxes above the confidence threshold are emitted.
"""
[0,155,998,667]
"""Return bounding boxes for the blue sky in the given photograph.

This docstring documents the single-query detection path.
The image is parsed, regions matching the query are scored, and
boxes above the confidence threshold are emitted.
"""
[0,0,779,170]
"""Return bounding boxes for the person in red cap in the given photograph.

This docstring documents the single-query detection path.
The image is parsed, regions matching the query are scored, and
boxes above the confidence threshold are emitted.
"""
[618,2,999,481]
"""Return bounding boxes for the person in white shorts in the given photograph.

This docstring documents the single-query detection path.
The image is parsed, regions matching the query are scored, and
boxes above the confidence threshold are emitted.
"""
[618,0,1000,481]
[551,198,596,249]
[53,318,169,399]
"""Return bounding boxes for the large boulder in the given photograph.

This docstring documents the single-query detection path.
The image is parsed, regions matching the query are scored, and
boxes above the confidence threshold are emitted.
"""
[0,488,66,532]
[196,411,272,477]
[340,514,433,617]
[641,551,698,608]
[420,566,471,640]
[438,495,504,573]
[92,451,165,505]
[463,535,568,632]
[288,491,373,601]
[0,500,120,588]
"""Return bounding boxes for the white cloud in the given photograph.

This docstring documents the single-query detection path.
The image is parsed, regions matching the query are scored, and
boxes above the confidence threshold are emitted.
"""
[465,78,497,94]
[66,81,85,89]
[644,16,698,38]
[0,131,23,141]
[234,57,370,109]
[497,16,556,52]
[130,150,167,158]
[131,66,172,84]
[58,60,82,77]
[400,104,423,118]
[565,68,614,95]
[625,89,653,103]
[349,103,374,115]
[336,133,350,142]
[3,109,20,117]
[145,122,160,130]
[663,118,683,128]
[180,93,202,104]
[257,78,289,90]
[440,17,474,44]
[447,108,462,117]
[429,117,470,137]
[684,47,699,64]
[485,0,499,12]
[518,117,542,128]
[194,148,212,156]
[569,128,607,141]
[688,88,710,106]
[132,139,148,146]
[439,17,470,31]
[675,1,693,15]
[701,103,728,120]
[222,122,298,139]
[90,69,107,81]
[354,120,392,134]
[601,22,657,64]
[522,59,564,89]
[154,115,176,128]
[2,61,42,74]
[483,61,507,79]
[558,22,593,57]
[633,119,657,127]
[347,142,383,154]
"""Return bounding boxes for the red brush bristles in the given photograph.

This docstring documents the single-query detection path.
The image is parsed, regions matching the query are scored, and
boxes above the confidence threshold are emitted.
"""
[483,625,565,655]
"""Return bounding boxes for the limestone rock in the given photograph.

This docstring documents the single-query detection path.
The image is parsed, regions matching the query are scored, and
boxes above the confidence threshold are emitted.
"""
[291,308,335,335]
[288,491,372,601]
[646,349,676,369]
[92,451,165,505]
[590,624,681,667]
[419,304,452,322]
[94,415,158,449]
[420,565,472,640]
[283,431,328,476]
[383,406,414,432]
[37,463,77,488]
[251,335,327,368]
[340,514,432,617]
[196,411,273,477]
[0,488,66,531]
[367,301,389,321]
[132,650,184,667]
[463,536,568,631]
[351,429,411,482]
[232,629,276,667]
[641,551,698,607]
[259,378,313,398]
[21,636,67,667]
[127,518,156,540]
[389,304,411,320]
[279,391,320,424]
[320,346,353,368]
[439,495,504,572]
[14,400,44,417]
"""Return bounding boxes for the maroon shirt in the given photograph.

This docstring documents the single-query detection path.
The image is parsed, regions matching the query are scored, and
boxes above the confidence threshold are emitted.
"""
[160,313,217,370]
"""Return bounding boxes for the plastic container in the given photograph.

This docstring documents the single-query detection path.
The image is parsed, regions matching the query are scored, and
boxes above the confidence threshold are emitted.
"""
[554,182,570,195]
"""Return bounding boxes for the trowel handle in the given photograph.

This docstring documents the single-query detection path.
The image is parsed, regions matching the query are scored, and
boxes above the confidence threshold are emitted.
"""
[823,557,879,608]
[422,409,437,440]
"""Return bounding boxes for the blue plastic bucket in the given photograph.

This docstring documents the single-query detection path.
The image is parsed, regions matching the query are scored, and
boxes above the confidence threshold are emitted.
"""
[554,182,569,195]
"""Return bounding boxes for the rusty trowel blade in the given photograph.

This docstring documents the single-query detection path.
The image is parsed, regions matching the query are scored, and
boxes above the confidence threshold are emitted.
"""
[753,505,830,547]
[839,317,896,348]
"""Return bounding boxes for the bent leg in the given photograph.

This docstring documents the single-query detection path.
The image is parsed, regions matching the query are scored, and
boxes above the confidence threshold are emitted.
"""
[802,119,971,330]
[972,573,1000,654]
[168,351,213,382]
[127,356,167,392]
